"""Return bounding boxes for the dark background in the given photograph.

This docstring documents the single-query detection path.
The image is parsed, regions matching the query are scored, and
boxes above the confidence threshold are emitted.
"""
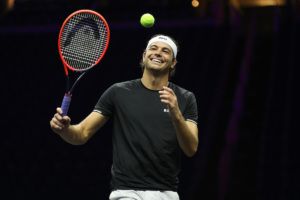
[0,0,299,199]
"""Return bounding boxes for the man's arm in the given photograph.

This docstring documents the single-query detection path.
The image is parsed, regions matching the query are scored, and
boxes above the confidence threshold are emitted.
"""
[50,108,109,145]
[159,86,199,157]
[170,113,198,157]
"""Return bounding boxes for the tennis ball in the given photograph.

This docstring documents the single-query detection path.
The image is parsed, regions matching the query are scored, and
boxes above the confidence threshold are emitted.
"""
[140,13,155,28]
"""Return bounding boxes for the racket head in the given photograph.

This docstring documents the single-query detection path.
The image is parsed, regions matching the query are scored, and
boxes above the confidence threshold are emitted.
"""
[58,9,110,73]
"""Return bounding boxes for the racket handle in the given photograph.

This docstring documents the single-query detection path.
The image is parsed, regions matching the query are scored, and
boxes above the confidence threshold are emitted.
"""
[61,93,72,116]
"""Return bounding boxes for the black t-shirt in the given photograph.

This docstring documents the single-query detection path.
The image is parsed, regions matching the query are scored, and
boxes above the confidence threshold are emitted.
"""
[94,79,198,191]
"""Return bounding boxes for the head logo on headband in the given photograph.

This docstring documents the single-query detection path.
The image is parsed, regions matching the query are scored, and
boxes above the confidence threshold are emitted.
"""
[146,35,178,58]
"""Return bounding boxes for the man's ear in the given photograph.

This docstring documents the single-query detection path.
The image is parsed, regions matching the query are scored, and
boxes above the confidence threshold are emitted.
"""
[142,51,146,61]
[171,59,177,69]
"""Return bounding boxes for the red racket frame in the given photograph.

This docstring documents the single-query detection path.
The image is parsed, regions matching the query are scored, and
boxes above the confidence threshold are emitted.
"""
[58,9,110,76]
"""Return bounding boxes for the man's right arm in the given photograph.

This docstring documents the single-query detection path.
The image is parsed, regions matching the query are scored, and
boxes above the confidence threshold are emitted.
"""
[50,108,109,145]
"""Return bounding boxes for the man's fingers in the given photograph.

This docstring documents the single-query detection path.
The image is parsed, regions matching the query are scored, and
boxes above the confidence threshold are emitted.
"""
[160,99,170,104]
[50,107,71,133]
[159,90,170,97]
[54,110,70,121]
[159,89,173,100]
[162,86,175,94]
[54,112,63,120]
[56,107,63,115]
[50,118,63,130]
[53,111,70,125]
[159,87,179,110]
[62,116,71,125]
[159,87,175,97]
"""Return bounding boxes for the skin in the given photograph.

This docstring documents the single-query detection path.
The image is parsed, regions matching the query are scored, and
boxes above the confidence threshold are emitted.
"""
[50,41,198,157]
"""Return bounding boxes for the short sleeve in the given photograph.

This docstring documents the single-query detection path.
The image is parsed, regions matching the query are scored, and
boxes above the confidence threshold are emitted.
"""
[183,92,198,124]
[93,84,115,117]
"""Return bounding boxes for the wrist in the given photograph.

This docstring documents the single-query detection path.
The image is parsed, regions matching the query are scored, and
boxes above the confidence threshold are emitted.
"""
[170,108,184,122]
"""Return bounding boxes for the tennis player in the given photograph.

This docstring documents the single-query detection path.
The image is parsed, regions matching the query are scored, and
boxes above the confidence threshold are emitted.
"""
[50,34,198,200]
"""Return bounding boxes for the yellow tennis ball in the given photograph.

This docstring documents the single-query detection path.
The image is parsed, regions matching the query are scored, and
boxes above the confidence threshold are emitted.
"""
[140,13,155,28]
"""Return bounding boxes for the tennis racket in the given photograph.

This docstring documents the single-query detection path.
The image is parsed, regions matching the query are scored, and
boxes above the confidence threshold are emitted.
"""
[58,9,110,116]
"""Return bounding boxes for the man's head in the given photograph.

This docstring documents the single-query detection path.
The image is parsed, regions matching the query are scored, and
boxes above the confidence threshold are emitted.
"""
[146,35,178,59]
[140,34,179,78]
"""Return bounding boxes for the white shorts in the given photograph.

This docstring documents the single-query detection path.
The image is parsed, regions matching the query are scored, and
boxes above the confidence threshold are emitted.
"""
[109,189,180,200]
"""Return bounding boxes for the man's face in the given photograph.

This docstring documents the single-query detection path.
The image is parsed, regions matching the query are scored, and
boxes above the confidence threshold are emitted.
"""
[142,41,176,75]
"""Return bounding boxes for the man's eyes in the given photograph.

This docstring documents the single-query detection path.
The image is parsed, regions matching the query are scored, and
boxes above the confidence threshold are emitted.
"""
[149,47,170,54]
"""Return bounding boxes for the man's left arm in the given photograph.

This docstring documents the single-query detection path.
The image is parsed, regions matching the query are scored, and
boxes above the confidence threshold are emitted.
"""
[159,86,198,157]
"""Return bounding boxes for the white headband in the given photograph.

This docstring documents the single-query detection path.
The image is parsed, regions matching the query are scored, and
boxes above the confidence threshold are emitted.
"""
[146,35,177,58]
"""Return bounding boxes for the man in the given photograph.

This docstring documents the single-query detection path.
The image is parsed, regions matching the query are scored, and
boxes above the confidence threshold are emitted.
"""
[50,34,198,200]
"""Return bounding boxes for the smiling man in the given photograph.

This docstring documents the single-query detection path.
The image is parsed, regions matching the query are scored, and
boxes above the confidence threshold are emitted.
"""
[50,34,199,200]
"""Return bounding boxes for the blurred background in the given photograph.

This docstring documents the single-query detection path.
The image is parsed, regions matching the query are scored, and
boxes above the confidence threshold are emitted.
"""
[0,0,299,199]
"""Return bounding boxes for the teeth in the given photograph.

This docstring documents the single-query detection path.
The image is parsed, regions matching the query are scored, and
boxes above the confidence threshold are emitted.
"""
[152,58,162,63]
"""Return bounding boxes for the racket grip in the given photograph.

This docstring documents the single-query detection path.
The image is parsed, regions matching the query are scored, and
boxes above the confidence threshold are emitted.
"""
[61,93,72,116]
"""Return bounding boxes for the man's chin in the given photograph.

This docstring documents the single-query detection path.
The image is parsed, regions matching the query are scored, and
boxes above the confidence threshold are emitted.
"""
[147,67,169,76]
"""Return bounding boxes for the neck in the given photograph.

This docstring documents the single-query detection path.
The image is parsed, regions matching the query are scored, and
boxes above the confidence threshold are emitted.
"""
[141,71,169,90]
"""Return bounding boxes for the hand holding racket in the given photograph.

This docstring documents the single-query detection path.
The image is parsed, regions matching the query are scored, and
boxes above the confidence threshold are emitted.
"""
[58,9,110,115]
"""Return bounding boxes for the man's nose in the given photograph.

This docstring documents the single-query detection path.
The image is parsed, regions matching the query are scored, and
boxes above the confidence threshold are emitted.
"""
[153,49,162,56]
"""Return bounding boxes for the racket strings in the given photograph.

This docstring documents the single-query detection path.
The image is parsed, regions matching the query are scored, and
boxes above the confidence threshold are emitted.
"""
[60,12,108,71]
